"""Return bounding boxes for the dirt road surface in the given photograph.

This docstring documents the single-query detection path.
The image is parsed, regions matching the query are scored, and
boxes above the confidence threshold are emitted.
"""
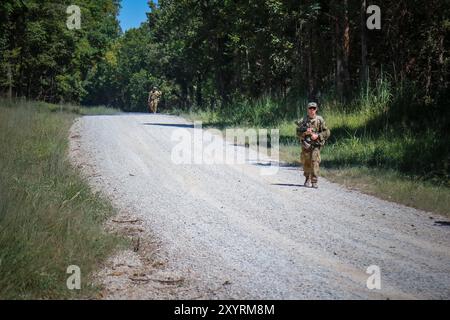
[69,113,450,300]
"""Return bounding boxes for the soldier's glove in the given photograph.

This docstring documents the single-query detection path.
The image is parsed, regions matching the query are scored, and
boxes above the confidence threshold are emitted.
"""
[302,140,312,150]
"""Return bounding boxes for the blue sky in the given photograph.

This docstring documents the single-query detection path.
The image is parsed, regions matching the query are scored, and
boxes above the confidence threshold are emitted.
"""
[119,0,154,32]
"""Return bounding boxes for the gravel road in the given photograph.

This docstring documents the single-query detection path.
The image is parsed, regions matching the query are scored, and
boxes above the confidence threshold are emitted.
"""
[69,113,450,300]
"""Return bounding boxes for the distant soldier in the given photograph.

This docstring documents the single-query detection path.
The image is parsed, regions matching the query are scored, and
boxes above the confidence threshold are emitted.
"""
[295,102,330,188]
[148,86,162,113]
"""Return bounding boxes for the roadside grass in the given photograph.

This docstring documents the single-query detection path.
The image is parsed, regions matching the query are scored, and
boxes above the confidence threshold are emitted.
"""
[170,102,450,217]
[320,167,450,217]
[0,100,124,299]
[0,98,121,116]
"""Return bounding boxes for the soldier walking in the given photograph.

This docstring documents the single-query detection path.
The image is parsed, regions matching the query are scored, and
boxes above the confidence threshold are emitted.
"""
[295,102,330,188]
[148,86,162,113]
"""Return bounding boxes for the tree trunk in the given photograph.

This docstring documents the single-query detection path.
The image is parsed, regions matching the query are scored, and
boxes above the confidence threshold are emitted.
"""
[360,0,368,88]
[196,73,203,107]
[342,0,351,101]
[307,24,314,100]
[297,20,304,95]
[439,33,445,86]
[181,80,188,110]
[335,14,343,102]
[7,62,13,100]
[334,0,351,103]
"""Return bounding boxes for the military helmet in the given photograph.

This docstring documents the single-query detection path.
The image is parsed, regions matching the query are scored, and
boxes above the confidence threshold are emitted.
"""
[307,102,318,109]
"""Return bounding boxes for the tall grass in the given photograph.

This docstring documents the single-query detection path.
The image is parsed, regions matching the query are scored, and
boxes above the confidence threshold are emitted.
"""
[0,98,121,116]
[0,101,123,299]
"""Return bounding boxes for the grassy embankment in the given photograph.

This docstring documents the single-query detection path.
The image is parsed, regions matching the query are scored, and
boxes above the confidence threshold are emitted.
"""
[171,87,449,217]
[0,99,124,299]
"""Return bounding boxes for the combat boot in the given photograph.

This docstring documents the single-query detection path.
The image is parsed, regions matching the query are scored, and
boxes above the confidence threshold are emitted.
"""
[304,178,312,188]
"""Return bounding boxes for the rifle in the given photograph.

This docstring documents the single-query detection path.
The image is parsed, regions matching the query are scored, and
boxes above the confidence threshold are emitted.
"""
[295,119,320,150]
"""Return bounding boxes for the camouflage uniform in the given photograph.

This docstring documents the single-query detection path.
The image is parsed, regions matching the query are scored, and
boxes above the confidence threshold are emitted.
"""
[296,114,330,186]
[148,88,162,113]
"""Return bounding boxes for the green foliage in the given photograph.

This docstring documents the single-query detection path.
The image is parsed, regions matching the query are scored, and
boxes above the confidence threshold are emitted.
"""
[0,0,121,103]
[0,100,123,299]
[321,167,450,216]
[218,95,284,127]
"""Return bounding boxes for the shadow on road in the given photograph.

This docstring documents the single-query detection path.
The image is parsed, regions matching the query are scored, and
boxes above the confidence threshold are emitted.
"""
[434,221,450,227]
[271,183,307,188]
[142,123,195,128]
